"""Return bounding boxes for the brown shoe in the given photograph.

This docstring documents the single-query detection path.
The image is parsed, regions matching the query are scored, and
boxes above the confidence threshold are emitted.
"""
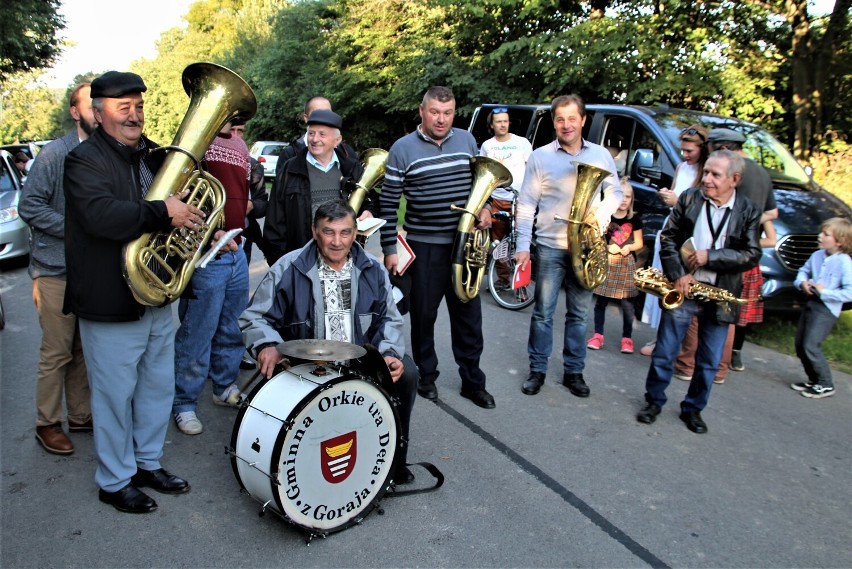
[35,424,74,455]
[68,418,94,432]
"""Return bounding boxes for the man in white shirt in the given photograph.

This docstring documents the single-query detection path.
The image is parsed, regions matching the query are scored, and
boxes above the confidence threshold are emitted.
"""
[479,108,533,288]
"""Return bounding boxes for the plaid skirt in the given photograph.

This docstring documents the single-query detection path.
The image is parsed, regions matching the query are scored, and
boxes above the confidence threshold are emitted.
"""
[737,265,764,325]
[595,252,637,299]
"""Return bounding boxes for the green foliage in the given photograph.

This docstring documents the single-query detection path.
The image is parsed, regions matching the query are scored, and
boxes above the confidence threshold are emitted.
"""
[0,72,63,142]
[0,0,66,81]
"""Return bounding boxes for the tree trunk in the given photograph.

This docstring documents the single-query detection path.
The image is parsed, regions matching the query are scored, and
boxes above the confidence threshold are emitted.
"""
[814,0,851,147]
[787,0,812,159]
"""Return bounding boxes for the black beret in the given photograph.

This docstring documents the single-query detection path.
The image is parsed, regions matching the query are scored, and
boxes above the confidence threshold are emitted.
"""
[306,109,343,129]
[90,71,147,99]
[707,128,746,144]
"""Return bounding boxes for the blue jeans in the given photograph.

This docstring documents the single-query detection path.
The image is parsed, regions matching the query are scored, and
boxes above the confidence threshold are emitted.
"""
[174,248,249,414]
[645,298,729,413]
[79,306,175,492]
[795,298,836,388]
[528,244,593,374]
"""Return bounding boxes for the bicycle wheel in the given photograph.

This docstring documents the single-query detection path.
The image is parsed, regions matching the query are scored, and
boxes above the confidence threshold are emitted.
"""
[487,238,534,310]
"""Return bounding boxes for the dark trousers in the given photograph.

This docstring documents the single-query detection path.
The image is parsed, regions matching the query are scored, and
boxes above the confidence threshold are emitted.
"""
[795,298,837,388]
[593,294,635,338]
[407,240,486,390]
[392,354,419,467]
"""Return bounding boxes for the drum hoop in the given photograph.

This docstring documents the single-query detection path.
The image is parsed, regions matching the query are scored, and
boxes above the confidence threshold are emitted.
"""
[231,365,403,536]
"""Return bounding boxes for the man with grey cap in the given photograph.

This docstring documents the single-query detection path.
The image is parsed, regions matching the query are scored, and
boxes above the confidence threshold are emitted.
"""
[64,70,204,513]
[264,108,371,264]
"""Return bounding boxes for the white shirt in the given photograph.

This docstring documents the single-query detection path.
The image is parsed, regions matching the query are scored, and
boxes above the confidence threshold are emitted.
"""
[692,190,736,285]
[479,134,533,199]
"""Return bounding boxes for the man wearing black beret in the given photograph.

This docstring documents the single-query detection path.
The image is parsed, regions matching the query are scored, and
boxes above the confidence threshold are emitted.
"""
[264,108,376,264]
[64,70,204,513]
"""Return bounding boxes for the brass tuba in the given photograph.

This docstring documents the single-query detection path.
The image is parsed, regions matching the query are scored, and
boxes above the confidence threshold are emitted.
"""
[635,267,755,310]
[450,156,512,302]
[555,161,611,290]
[347,148,388,213]
[122,62,257,306]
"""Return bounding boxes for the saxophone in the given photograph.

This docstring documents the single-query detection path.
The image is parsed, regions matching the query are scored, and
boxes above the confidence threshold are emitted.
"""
[122,62,257,306]
[450,156,512,302]
[554,161,611,290]
[634,267,755,310]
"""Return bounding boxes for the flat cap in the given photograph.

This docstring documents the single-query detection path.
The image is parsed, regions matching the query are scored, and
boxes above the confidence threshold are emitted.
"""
[306,109,343,129]
[707,127,746,144]
[90,71,147,99]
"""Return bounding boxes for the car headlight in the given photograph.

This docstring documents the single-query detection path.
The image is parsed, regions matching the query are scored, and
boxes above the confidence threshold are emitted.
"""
[0,206,20,223]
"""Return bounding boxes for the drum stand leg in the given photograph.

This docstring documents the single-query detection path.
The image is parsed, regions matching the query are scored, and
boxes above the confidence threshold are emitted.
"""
[258,500,273,517]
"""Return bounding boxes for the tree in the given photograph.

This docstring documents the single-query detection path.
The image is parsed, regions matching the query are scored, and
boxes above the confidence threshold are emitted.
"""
[0,0,66,82]
[0,71,62,142]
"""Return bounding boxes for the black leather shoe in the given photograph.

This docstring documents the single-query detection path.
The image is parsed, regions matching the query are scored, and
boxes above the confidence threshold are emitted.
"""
[562,373,590,398]
[99,484,157,514]
[417,381,438,401]
[460,388,496,409]
[679,411,708,434]
[522,371,545,395]
[637,402,662,424]
[393,465,415,486]
[131,468,190,494]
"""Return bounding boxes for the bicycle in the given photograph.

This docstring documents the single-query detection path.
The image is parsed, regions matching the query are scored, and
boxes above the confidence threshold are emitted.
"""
[486,190,535,310]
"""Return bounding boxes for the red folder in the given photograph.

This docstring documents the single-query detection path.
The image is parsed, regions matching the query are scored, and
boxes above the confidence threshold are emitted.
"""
[512,260,532,289]
[396,234,416,276]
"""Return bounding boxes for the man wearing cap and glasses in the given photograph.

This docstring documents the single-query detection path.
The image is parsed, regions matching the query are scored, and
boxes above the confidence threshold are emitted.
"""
[64,70,204,513]
[264,108,370,264]
[479,107,533,290]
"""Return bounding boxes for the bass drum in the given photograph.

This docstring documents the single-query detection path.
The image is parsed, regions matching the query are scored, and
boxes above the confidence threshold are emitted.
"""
[230,362,400,536]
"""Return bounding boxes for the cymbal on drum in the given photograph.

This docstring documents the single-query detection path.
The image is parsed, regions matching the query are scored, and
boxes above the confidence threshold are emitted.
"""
[276,339,367,362]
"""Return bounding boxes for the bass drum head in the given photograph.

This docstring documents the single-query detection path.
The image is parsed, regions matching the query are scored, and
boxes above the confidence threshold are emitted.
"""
[243,370,400,535]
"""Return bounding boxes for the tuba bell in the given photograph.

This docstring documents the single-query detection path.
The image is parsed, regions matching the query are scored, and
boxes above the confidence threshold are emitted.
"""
[555,161,611,290]
[347,148,388,213]
[450,156,513,302]
[122,62,257,306]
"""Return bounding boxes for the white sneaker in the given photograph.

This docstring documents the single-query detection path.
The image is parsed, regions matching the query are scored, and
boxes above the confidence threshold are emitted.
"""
[175,411,203,435]
[673,373,692,382]
[213,384,242,408]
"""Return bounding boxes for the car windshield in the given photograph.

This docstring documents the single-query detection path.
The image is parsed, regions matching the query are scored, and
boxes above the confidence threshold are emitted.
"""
[654,111,811,186]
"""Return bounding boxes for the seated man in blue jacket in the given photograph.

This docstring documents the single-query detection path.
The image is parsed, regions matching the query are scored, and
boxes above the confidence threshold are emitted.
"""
[239,200,417,484]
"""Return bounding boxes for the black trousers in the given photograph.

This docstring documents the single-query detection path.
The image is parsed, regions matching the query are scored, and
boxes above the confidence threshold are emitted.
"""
[407,240,486,390]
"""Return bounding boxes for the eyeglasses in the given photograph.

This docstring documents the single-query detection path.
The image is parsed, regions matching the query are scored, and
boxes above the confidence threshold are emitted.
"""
[680,127,706,141]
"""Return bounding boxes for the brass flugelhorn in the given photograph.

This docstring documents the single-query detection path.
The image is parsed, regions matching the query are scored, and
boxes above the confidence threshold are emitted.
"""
[450,156,512,302]
[122,62,257,306]
[635,267,755,310]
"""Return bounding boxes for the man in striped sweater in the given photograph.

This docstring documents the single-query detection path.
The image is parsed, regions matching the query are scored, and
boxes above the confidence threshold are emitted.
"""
[379,86,496,409]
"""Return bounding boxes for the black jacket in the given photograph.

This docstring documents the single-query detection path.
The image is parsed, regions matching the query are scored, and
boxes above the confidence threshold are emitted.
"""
[63,128,170,321]
[264,146,370,264]
[659,187,762,324]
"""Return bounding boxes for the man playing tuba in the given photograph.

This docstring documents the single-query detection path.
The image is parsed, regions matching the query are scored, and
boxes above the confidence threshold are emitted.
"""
[513,94,621,398]
[379,86,496,410]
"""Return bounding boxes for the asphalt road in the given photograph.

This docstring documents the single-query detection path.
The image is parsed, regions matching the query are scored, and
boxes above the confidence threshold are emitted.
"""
[1,246,850,568]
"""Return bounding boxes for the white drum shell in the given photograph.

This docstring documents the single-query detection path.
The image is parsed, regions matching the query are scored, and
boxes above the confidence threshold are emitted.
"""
[231,363,398,533]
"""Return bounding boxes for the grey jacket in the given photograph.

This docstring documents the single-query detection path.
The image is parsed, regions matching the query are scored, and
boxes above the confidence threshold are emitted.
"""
[18,130,81,279]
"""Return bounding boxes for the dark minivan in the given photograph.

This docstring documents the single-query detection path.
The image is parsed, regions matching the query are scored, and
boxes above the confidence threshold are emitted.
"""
[468,104,851,314]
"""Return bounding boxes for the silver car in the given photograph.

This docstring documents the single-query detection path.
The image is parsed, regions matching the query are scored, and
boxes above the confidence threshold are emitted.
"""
[0,150,29,261]
[249,140,289,180]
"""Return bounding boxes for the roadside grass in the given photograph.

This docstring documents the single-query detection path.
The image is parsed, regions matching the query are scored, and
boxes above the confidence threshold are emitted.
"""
[748,311,852,375]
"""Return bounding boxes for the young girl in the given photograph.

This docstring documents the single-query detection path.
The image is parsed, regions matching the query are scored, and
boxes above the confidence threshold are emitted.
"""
[587,178,643,353]
[791,217,852,399]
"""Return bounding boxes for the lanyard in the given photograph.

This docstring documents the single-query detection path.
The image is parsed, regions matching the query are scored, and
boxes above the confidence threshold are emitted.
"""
[705,200,731,250]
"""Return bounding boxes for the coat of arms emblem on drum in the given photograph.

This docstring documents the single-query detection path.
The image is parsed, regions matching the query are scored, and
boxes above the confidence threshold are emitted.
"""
[320,431,357,483]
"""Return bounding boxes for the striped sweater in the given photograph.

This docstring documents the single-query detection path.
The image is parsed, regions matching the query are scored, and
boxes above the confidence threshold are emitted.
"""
[379,127,478,253]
